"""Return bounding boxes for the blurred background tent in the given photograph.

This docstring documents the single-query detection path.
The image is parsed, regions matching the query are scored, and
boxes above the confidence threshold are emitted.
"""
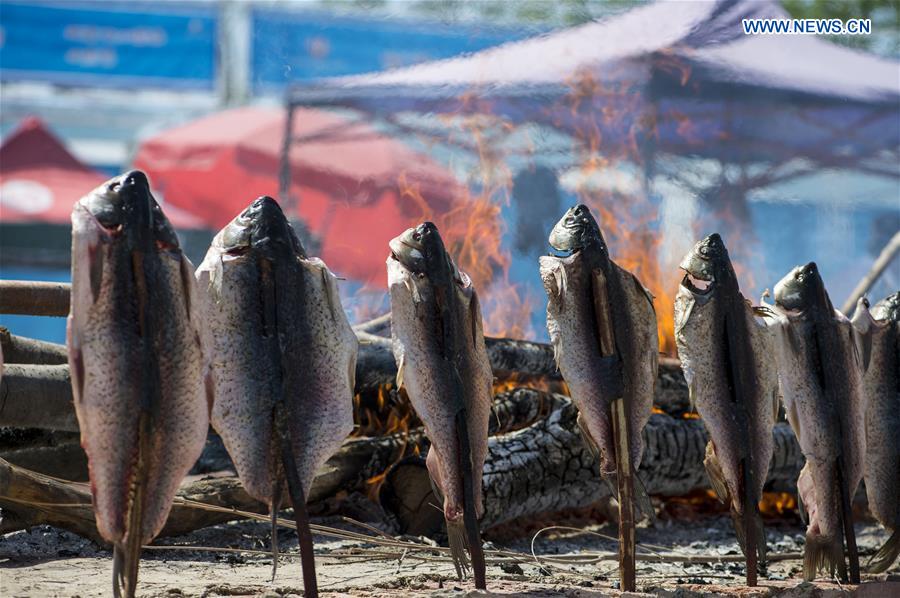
[133,105,465,285]
[285,0,900,344]
[0,0,897,344]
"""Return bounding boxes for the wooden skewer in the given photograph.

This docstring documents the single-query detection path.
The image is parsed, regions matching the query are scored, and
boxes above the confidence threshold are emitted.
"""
[591,268,636,593]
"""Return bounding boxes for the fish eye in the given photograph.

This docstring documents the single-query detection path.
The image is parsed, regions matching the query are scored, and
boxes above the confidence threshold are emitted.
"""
[412,232,421,241]
[109,181,121,192]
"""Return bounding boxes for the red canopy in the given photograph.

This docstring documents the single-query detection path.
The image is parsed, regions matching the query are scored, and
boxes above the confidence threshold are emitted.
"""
[0,117,203,229]
[0,117,108,225]
[133,105,464,284]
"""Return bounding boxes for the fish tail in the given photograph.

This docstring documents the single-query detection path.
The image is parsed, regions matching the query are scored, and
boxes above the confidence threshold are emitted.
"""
[269,475,282,582]
[455,409,486,589]
[634,474,656,524]
[277,410,319,598]
[866,528,900,573]
[803,533,844,581]
[446,518,471,580]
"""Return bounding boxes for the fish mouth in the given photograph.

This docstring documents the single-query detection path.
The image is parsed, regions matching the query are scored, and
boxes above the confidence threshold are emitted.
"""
[681,272,715,296]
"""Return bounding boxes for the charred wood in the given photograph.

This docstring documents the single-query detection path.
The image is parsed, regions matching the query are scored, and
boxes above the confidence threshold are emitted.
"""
[0,364,78,432]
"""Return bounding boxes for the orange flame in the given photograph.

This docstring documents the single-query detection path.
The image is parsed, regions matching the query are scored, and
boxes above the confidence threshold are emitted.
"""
[396,112,535,339]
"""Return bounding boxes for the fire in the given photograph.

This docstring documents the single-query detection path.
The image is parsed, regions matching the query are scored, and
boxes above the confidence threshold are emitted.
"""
[759,491,797,516]
[396,113,535,340]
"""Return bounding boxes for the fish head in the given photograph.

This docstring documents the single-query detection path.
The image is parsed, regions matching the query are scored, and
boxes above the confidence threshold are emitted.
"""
[220,196,306,259]
[389,221,455,279]
[81,170,179,251]
[774,262,830,314]
[548,204,606,257]
[871,291,900,323]
[678,233,735,300]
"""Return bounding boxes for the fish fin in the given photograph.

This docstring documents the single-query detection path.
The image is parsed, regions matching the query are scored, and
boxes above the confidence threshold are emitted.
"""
[576,412,601,463]
[447,519,471,581]
[88,242,105,304]
[320,265,341,324]
[427,469,471,581]
[856,325,872,374]
[396,352,405,390]
[454,409,486,589]
[688,377,699,417]
[796,486,808,525]
[803,533,844,582]
[551,261,567,311]
[634,474,657,524]
[66,320,85,406]
[468,291,482,351]
[866,528,900,573]
[703,442,729,504]
[179,255,195,320]
[629,269,656,311]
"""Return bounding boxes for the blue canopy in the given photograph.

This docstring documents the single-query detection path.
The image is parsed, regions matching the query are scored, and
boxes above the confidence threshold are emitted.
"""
[288,0,899,166]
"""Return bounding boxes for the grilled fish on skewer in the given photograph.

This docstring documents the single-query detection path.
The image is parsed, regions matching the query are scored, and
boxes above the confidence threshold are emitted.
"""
[765,263,867,582]
[538,205,657,514]
[851,292,900,573]
[67,170,208,598]
[674,233,778,583]
[196,197,356,598]
[387,222,492,589]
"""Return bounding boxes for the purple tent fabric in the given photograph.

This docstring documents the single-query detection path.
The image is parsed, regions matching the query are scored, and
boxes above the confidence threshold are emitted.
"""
[288,0,899,163]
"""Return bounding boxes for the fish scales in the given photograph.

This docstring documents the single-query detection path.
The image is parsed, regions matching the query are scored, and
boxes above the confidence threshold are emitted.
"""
[767,263,867,580]
[67,171,208,596]
[674,234,777,571]
[387,222,492,584]
[539,205,656,477]
[852,293,900,572]
[196,197,356,508]
[387,259,492,518]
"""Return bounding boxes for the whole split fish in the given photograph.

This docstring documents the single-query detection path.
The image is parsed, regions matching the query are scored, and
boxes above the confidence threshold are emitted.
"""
[674,234,778,579]
[851,292,899,573]
[67,170,209,598]
[766,263,867,582]
[538,204,657,514]
[387,222,492,589]
[196,197,356,598]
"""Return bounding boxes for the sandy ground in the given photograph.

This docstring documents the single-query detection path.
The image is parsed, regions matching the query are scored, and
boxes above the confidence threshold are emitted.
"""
[2,505,898,597]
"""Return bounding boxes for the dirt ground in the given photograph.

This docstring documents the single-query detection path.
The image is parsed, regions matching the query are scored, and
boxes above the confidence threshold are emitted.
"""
[2,504,898,597]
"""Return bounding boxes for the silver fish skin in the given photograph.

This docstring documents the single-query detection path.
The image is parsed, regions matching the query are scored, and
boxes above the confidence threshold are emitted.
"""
[851,292,900,573]
[387,222,492,578]
[67,171,208,597]
[674,234,777,563]
[766,263,867,580]
[195,196,356,508]
[539,205,657,477]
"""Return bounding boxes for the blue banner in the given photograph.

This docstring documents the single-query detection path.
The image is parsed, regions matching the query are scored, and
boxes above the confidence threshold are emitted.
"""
[251,9,529,94]
[0,1,217,90]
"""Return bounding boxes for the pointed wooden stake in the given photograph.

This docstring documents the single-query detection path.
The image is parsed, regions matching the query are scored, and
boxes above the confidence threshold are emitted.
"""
[612,398,636,592]
[592,268,636,593]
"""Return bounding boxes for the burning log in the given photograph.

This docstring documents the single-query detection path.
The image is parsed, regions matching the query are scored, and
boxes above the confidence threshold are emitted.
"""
[0,350,690,432]
[0,390,805,543]
[384,395,804,534]
[0,364,78,432]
